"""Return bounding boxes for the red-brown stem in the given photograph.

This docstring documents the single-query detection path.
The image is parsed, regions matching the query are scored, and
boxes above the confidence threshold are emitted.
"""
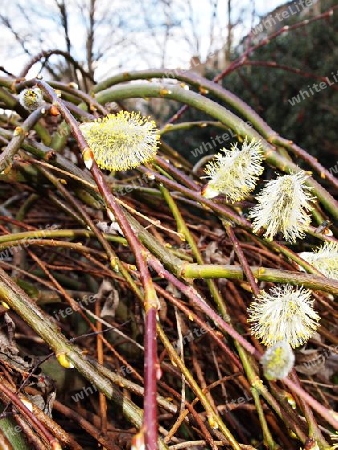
[283,377,338,430]
[0,381,60,447]
[154,155,198,191]
[34,79,158,450]
[214,6,338,83]
[154,282,242,369]
[91,165,159,449]
[19,49,94,82]
[144,307,158,448]
[137,166,250,228]
[225,224,260,297]
[241,60,338,91]
[147,255,259,358]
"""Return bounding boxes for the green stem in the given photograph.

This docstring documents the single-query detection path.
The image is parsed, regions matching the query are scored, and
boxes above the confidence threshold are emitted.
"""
[160,185,228,319]
[0,106,51,173]
[0,267,169,450]
[157,323,241,450]
[289,372,329,450]
[0,228,126,246]
[236,344,279,449]
[93,69,337,190]
[283,377,338,430]
[180,264,338,295]
[253,380,308,442]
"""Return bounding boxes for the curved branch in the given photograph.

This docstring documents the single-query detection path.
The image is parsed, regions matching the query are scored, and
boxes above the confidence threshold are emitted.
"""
[19,49,95,83]
[94,69,338,191]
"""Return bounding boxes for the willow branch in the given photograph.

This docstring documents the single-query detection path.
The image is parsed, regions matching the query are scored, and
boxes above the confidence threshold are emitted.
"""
[34,78,159,450]
[94,69,338,190]
[180,264,338,295]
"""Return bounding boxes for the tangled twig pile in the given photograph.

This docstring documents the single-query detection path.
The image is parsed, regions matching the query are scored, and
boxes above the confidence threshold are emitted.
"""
[0,62,337,450]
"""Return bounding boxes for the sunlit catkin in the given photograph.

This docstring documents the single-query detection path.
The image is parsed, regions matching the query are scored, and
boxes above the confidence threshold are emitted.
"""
[201,138,264,201]
[19,88,44,111]
[80,111,159,171]
[249,171,315,242]
[261,340,295,380]
[248,284,320,348]
[299,241,338,280]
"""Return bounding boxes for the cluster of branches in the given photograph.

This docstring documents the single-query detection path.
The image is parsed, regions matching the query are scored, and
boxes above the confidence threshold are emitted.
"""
[0,2,336,450]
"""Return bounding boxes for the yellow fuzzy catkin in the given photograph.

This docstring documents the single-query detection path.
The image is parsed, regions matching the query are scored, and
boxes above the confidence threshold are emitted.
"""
[19,88,44,111]
[261,340,295,380]
[80,111,159,171]
[201,137,264,201]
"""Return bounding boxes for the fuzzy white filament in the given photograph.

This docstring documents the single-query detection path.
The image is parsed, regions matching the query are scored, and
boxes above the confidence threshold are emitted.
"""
[201,138,264,202]
[261,340,295,380]
[249,171,315,242]
[19,88,44,111]
[248,284,320,348]
[80,111,159,171]
[299,241,338,280]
